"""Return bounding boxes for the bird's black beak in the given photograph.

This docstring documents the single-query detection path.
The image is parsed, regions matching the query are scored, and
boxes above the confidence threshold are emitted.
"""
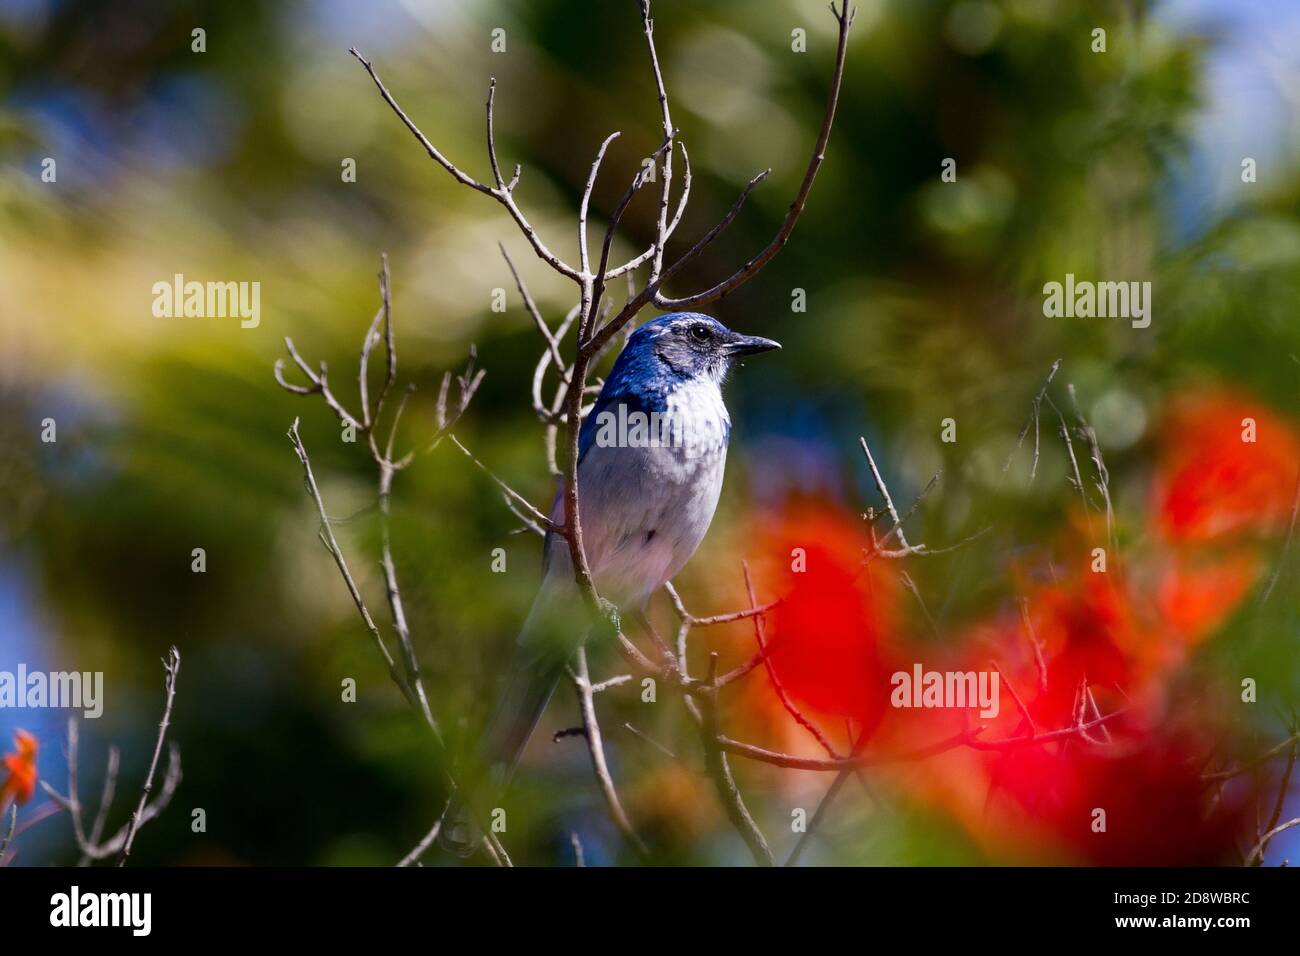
[724,333,782,357]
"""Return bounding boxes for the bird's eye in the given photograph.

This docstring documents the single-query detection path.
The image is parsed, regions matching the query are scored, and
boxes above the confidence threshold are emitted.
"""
[689,324,710,342]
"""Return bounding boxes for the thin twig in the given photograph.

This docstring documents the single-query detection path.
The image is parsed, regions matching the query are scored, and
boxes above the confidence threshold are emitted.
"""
[571,648,646,854]
[500,243,565,374]
[396,800,449,867]
[1068,383,1116,555]
[607,140,692,279]
[378,460,439,736]
[1254,736,1298,865]
[860,436,912,551]
[579,131,622,279]
[992,660,1036,738]
[785,724,873,867]
[641,0,675,283]
[1260,465,1300,606]
[694,654,774,865]
[653,0,856,308]
[1018,598,1049,695]
[744,562,838,757]
[663,581,775,627]
[624,723,676,759]
[719,708,1124,772]
[1001,359,1061,481]
[350,48,580,280]
[117,646,181,866]
[1247,818,1300,865]
[1204,732,1300,782]
[290,419,401,680]
[447,434,561,534]
[0,805,15,863]
[79,745,119,867]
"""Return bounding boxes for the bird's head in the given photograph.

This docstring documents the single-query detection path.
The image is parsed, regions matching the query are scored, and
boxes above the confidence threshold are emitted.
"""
[621,312,781,387]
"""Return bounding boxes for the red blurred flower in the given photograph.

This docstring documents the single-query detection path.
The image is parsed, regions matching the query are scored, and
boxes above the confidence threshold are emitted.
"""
[1154,390,1300,544]
[1025,575,1137,727]
[1155,549,1259,643]
[991,730,1247,865]
[1146,388,1299,648]
[796,388,1300,861]
[1,729,38,809]
[752,502,897,733]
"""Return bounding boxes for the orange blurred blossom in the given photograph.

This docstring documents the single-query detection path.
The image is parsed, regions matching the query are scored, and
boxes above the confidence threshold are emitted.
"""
[1,729,38,809]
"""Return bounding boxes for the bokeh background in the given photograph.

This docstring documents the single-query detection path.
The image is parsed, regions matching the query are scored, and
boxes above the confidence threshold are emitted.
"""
[2,0,1299,865]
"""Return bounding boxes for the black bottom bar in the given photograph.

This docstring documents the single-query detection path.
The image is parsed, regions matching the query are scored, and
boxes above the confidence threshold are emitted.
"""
[0,866,1289,942]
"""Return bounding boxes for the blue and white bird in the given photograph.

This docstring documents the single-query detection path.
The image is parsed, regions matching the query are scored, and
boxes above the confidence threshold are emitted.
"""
[442,312,779,855]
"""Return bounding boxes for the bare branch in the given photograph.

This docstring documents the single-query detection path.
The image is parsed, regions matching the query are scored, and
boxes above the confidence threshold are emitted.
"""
[607,141,692,279]
[357,306,385,429]
[79,745,119,867]
[719,708,1125,772]
[1204,732,1300,782]
[351,49,581,280]
[534,305,583,435]
[640,0,675,282]
[39,660,185,864]
[288,418,511,866]
[664,580,776,627]
[0,805,15,863]
[1247,818,1300,866]
[860,436,915,553]
[117,645,181,866]
[570,648,647,853]
[378,459,438,736]
[579,132,622,277]
[1046,395,1093,526]
[1260,465,1300,606]
[276,339,363,430]
[289,418,402,680]
[744,562,839,758]
[1001,358,1062,481]
[653,1,856,308]
[992,660,1036,738]
[1067,383,1116,554]
[372,253,399,430]
[623,722,676,759]
[784,757,854,867]
[585,135,675,342]
[447,434,561,534]
[501,243,566,375]
[485,78,519,191]
[591,674,633,694]
[1254,735,1298,865]
[694,654,774,865]
[1018,597,1049,695]
[396,800,449,868]
[586,165,769,357]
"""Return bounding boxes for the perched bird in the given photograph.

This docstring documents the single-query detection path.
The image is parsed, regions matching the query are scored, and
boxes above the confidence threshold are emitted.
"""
[441,312,779,855]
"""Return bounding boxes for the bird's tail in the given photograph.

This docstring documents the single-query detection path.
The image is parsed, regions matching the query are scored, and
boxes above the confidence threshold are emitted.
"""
[438,577,585,857]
